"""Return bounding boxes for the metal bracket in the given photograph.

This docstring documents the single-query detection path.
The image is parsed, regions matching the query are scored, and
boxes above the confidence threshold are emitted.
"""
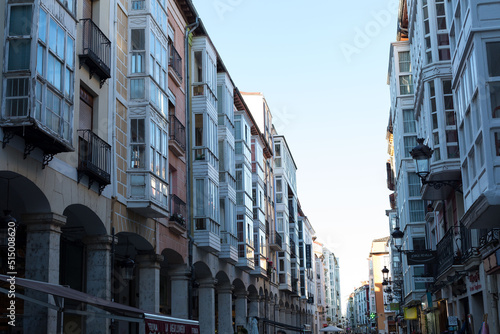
[42,153,54,169]
[2,130,15,149]
[23,142,36,159]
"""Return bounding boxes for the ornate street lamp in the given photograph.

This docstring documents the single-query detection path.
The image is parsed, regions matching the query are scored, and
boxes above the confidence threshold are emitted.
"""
[409,138,433,180]
[381,266,389,286]
[409,138,462,192]
[391,226,404,252]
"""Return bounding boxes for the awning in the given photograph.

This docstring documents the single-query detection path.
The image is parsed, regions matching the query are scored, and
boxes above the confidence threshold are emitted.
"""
[0,274,199,332]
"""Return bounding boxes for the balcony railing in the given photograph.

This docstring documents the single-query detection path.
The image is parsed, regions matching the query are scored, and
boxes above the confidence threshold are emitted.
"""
[169,114,186,152]
[436,228,461,278]
[77,129,111,194]
[79,19,111,87]
[290,239,297,258]
[170,194,187,222]
[169,43,182,80]
[270,231,283,251]
[460,224,484,262]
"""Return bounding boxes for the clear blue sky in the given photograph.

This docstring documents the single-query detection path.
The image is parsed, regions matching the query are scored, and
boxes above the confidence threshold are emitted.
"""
[191,0,397,312]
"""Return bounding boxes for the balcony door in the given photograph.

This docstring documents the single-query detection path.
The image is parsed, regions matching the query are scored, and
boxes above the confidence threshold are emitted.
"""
[82,0,93,19]
[79,87,94,168]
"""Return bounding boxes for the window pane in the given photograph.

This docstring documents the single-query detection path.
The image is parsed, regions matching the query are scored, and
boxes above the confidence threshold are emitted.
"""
[10,6,32,36]
[37,44,45,75]
[57,25,65,59]
[490,82,500,118]
[131,29,145,50]
[49,19,57,52]
[67,36,74,68]
[486,42,500,77]
[48,53,63,91]
[130,79,145,99]
[8,39,30,70]
[39,9,47,42]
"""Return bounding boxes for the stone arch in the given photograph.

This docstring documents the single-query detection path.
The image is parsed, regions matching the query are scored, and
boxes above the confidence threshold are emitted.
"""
[0,171,51,216]
[215,270,231,287]
[193,261,213,280]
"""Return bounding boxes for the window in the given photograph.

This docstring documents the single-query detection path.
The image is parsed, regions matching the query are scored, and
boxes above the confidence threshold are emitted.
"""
[486,42,500,78]
[132,0,145,10]
[399,51,411,72]
[413,237,426,250]
[30,8,74,143]
[130,119,145,168]
[7,5,32,71]
[408,173,421,197]
[131,29,145,74]
[404,136,417,158]
[403,109,416,133]
[130,79,145,99]
[149,31,167,90]
[400,75,413,95]
[409,200,425,222]
[494,131,500,156]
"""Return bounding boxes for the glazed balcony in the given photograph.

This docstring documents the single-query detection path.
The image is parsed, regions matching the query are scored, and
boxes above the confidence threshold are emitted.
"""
[194,218,221,253]
[79,19,111,88]
[77,130,111,195]
[127,173,169,218]
[1,77,74,167]
[169,114,186,157]
[420,159,461,200]
[220,231,238,264]
[236,244,255,271]
[250,254,267,277]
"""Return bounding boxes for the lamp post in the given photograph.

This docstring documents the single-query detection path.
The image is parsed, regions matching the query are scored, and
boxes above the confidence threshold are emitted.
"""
[409,138,462,192]
[391,227,405,334]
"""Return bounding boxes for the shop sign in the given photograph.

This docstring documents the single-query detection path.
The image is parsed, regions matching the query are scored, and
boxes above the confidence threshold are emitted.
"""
[407,250,436,265]
[468,271,482,292]
[145,319,200,334]
[414,277,434,283]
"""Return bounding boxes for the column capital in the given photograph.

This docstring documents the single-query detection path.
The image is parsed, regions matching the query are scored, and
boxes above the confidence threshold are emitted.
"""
[198,278,217,289]
[83,234,114,251]
[217,284,234,294]
[248,294,260,302]
[22,212,66,231]
[136,253,164,269]
[169,270,191,280]
[234,290,249,299]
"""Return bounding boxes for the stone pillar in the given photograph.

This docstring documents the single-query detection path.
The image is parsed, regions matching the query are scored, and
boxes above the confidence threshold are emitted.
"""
[137,253,163,334]
[198,278,216,334]
[169,269,191,319]
[217,285,234,334]
[83,234,113,333]
[248,295,260,319]
[275,304,281,323]
[259,297,266,319]
[137,253,163,312]
[285,308,292,326]
[235,291,249,328]
[23,213,66,334]
[280,306,286,324]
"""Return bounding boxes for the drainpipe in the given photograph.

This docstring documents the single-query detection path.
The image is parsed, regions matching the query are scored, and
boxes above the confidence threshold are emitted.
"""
[185,17,199,320]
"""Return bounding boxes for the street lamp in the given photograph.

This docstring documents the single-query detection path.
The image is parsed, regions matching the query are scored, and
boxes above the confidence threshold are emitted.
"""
[381,266,389,286]
[409,138,462,192]
[391,226,404,252]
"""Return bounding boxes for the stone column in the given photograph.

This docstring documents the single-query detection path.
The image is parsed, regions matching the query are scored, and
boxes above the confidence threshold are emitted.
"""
[137,253,163,334]
[83,234,113,333]
[281,306,288,324]
[259,296,266,319]
[234,291,249,328]
[23,213,66,334]
[275,304,280,323]
[198,278,217,334]
[137,253,163,312]
[285,308,292,326]
[248,295,260,319]
[169,269,191,319]
[217,285,234,334]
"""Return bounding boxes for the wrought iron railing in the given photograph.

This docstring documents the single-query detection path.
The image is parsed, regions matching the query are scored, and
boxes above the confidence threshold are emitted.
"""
[169,114,186,151]
[170,194,187,223]
[169,43,182,80]
[290,239,297,258]
[80,19,111,85]
[436,228,459,278]
[460,224,484,262]
[271,231,283,249]
[77,130,111,193]
[479,229,500,249]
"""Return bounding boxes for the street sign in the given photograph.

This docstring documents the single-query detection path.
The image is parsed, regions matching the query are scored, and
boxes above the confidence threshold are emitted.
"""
[414,277,435,283]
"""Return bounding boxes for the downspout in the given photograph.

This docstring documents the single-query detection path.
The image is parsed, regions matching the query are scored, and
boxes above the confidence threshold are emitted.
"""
[185,17,199,320]
[110,2,118,332]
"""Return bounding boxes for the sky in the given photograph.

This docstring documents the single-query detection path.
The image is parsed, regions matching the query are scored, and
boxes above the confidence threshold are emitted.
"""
[191,0,397,312]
